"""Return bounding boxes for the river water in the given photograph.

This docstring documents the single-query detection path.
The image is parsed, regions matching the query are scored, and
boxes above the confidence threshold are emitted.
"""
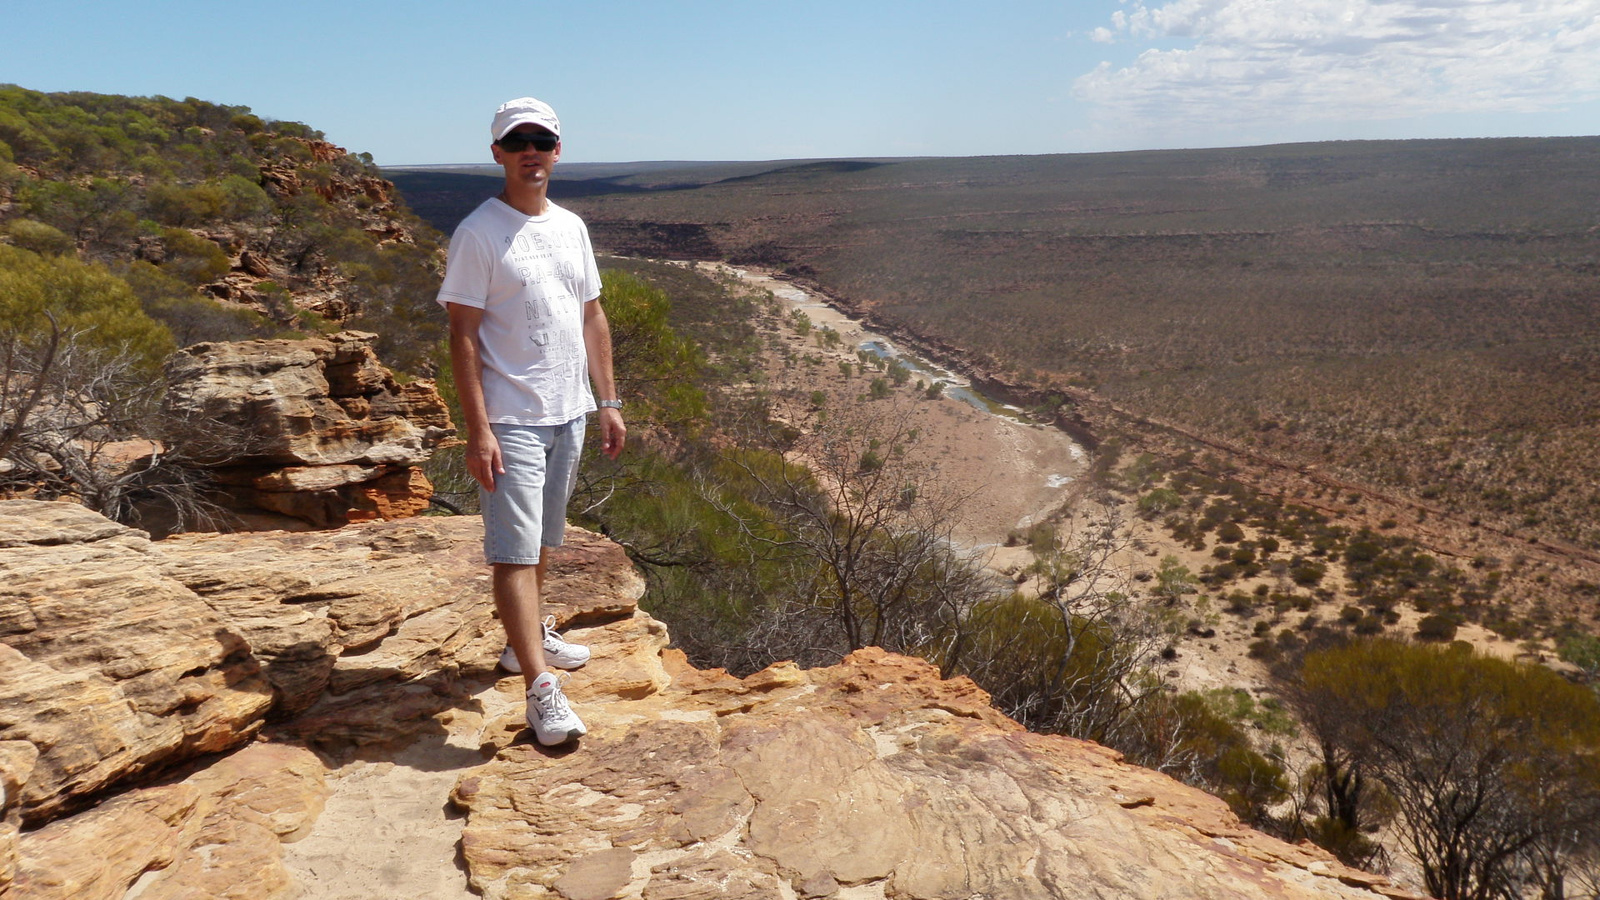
[759,279,1043,424]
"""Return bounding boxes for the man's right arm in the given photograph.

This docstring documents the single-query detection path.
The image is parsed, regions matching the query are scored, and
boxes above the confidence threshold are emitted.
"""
[446,302,502,492]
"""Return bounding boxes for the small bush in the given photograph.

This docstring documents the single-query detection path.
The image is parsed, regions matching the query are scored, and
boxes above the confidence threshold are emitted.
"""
[1416,614,1458,642]
[1291,562,1326,587]
[1248,639,1280,661]
[1138,488,1183,518]
[2,218,74,255]
[1354,614,1385,636]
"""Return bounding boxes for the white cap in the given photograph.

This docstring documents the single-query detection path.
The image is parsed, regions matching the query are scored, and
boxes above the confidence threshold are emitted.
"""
[491,97,561,141]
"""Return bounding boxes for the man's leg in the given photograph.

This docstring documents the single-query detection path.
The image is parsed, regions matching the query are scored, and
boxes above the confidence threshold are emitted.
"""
[481,421,587,746]
[493,559,550,688]
[499,555,585,746]
[501,413,588,680]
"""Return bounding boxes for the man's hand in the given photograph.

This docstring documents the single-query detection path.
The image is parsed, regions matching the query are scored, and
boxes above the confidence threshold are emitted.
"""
[598,407,626,460]
[466,429,504,491]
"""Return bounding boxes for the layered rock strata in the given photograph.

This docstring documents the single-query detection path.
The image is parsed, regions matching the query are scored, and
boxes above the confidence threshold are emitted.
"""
[162,331,456,529]
[0,500,1427,900]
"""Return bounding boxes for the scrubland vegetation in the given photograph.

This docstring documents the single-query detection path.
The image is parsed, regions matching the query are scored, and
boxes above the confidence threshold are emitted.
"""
[545,263,1294,813]
[0,84,445,361]
[0,86,446,521]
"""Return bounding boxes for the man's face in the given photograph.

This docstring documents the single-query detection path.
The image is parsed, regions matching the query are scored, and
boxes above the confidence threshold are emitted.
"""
[492,126,561,187]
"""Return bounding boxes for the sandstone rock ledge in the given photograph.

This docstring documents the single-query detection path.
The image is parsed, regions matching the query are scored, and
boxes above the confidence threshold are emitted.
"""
[162,330,456,530]
[0,500,1426,900]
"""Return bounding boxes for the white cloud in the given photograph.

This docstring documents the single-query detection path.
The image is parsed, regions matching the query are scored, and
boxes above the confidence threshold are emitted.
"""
[1074,0,1600,143]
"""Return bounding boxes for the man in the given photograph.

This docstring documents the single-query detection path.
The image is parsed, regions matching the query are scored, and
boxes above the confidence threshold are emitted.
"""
[437,97,626,746]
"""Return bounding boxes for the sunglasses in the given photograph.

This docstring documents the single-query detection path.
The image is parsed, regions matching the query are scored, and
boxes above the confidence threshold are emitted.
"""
[496,132,559,153]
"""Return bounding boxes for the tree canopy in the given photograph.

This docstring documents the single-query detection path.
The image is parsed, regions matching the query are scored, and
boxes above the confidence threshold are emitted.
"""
[1296,639,1600,900]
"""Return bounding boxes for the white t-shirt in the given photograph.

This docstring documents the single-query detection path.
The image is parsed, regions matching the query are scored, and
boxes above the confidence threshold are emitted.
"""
[436,198,603,426]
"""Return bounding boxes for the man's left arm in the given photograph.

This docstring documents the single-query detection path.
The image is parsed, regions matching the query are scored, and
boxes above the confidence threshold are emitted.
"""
[583,296,626,459]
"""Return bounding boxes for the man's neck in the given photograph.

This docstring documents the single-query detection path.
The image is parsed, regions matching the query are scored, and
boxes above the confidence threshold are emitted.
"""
[499,183,549,216]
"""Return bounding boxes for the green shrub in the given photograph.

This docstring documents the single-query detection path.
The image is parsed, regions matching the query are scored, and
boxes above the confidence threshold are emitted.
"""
[122,261,273,346]
[1353,614,1385,636]
[2,218,73,255]
[0,244,174,373]
[1248,638,1279,661]
[1559,633,1600,683]
[1137,488,1183,518]
[887,359,911,386]
[159,227,229,285]
[1291,561,1326,586]
[1415,614,1459,642]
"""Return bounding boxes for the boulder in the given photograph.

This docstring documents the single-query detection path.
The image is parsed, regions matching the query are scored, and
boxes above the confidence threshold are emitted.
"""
[0,740,38,890]
[10,743,326,900]
[0,502,274,823]
[161,331,456,529]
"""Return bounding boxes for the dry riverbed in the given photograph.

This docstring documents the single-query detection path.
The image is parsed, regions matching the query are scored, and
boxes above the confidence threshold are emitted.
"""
[720,264,1087,571]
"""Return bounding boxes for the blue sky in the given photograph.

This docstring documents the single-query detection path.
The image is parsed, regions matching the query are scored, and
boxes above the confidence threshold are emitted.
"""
[8,0,1600,165]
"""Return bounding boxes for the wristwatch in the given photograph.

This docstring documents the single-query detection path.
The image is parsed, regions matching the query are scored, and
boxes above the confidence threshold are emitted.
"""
[598,399,624,410]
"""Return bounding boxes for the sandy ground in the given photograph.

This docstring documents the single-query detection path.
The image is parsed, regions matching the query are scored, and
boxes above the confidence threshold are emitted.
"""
[279,676,519,899]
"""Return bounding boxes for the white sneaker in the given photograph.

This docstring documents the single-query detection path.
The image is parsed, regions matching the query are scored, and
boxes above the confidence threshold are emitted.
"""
[526,672,586,746]
[499,615,591,673]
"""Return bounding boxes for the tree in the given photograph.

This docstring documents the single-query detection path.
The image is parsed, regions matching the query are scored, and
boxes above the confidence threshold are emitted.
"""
[1123,689,1291,826]
[593,272,708,431]
[1562,633,1600,688]
[887,359,911,386]
[707,398,991,668]
[1,218,74,256]
[1294,640,1600,900]
[969,507,1184,749]
[0,245,173,373]
[121,261,276,347]
[1152,554,1198,605]
[0,246,241,531]
[0,323,245,531]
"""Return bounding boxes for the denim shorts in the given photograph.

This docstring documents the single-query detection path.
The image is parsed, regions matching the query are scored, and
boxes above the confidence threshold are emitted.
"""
[481,417,586,565]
